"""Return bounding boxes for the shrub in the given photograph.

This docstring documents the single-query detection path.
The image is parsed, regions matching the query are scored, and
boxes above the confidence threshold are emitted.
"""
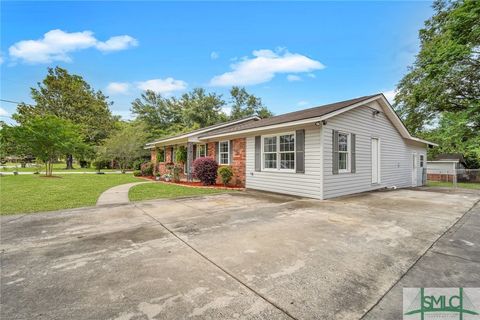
[93,159,109,172]
[140,162,154,176]
[173,166,182,182]
[133,170,142,177]
[193,157,218,185]
[218,166,233,186]
[132,159,143,171]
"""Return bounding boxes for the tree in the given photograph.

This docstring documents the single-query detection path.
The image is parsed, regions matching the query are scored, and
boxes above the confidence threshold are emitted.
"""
[13,66,117,168]
[229,86,273,120]
[130,90,181,138]
[10,115,87,176]
[179,88,227,128]
[102,122,149,173]
[394,0,480,166]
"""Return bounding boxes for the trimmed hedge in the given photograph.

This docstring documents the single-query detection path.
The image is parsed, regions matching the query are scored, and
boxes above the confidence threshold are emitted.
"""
[140,162,154,176]
[218,166,233,186]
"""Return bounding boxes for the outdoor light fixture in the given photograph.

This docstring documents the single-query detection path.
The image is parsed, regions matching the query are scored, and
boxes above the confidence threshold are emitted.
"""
[373,110,381,116]
[315,121,321,126]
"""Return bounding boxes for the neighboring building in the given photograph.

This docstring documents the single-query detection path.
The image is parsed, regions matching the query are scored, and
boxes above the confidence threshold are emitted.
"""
[427,153,467,182]
[145,93,436,199]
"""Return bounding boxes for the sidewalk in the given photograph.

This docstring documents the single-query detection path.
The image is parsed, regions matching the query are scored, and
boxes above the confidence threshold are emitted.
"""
[363,199,480,319]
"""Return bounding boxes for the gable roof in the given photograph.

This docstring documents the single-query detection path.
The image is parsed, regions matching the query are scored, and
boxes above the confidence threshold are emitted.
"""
[200,93,437,147]
[199,94,377,138]
[145,116,260,148]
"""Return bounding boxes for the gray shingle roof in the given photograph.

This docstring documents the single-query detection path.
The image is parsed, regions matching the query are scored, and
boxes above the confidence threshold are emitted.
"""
[200,94,380,137]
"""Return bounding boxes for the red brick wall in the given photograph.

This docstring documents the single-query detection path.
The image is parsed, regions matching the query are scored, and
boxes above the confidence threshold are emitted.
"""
[205,139,246,187]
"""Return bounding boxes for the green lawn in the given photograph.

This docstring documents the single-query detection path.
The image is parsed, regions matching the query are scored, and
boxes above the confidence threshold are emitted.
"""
[0,174,142,215]
[427,181,480,190]
[1,163,120,173]
[129,182,230,202]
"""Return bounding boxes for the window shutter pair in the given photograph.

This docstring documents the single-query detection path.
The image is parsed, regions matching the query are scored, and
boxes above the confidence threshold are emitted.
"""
[332,130,356,174]
[254,132,305,173]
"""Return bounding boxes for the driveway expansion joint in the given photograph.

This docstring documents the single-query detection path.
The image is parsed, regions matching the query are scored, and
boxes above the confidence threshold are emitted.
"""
[133,203,299,320]
[360,198,480,320]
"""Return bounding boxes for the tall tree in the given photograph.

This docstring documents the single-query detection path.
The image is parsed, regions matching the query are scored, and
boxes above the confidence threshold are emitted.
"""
[394,0,479,166]
[179,88,227,128]
[14,67,117,168]
[10,115,87,176]
[130,90,181,138]
[102,122,149,173]
[229,86,273,120]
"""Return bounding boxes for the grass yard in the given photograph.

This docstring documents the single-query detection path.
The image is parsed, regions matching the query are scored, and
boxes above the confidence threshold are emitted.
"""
[0,174,142,215]
[129,182,230,202]
[1,162,120,173]
[427,181,480,190]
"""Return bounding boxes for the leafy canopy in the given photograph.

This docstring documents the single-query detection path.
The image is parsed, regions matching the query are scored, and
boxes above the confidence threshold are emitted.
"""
[394,0,479,167]
[14,66,117,145]
[10,115,87,176]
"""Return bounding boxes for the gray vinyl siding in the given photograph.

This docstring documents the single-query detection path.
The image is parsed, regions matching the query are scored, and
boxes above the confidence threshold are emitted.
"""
[246,124,322,199]
[322,103,427,199]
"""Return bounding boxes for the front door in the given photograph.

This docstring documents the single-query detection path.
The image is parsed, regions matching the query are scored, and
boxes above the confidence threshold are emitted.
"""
[412,153,418,186]
[371,138,380,184]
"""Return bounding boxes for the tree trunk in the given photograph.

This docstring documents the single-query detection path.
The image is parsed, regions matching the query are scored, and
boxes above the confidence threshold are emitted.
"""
[66,154,73,169]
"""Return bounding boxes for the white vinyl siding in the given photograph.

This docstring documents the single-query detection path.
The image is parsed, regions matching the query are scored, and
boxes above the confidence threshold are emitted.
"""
[323,103,427,199]
[246,124,322,199]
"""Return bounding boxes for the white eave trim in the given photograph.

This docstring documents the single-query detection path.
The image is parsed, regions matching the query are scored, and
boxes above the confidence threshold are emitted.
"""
[145,116,260,147]
[200,94,438,147]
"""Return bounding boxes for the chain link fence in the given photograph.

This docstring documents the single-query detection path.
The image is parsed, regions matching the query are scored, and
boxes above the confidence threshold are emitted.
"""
[426,168,480,189]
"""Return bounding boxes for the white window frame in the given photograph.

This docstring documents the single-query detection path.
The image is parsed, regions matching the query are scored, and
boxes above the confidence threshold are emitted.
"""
[196,144,206,158]
[337,132,351,173]
[219,140,230,165]
[261,132,296,172]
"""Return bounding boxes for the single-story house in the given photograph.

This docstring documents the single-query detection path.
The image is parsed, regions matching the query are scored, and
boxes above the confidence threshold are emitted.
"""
[145,93,436,199]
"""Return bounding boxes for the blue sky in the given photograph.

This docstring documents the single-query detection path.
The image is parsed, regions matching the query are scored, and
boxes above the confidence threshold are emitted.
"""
[1,1,433,122]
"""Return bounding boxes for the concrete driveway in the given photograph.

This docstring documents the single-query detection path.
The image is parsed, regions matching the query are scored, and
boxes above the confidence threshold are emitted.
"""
[1,188,479,320]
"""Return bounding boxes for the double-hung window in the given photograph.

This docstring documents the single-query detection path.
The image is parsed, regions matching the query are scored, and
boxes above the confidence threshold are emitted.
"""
[196,144,206,158]
[219,141,230,165]
[262,133,295,171]
[338,132,350,173]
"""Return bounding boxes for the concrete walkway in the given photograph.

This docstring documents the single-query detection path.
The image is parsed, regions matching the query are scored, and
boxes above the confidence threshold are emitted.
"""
[96,181,150,206]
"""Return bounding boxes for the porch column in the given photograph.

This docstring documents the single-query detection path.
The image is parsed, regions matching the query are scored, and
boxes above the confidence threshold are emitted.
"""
[187,142,194,181]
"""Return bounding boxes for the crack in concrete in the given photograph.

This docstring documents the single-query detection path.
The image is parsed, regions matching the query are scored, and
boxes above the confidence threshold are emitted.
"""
[429,250,480,264]
[133,203,298,320]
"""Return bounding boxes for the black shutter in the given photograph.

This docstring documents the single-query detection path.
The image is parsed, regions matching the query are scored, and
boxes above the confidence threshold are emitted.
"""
[332,130,339,174]
[295,129,305,173]
[255,136,261,172]
[351,134,356,173]
[205,143,208,157]
[163,146,166,162]
[215,142,219,163]
[193,144,197,160]
[229,140,233,164]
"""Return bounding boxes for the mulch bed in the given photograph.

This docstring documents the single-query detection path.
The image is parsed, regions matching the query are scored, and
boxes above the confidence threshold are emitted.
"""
[138,176,245,190]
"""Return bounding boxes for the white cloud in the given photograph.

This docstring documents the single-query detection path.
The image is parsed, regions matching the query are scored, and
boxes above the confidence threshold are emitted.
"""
[210,51,219,60]
[96,35,138,52]
[0,107,9,116]
[307,73,316,78]
[137,78,187,95]
[222,106,232,115]
[209,48,325,86]
[297,100,309,107]
[287,74,301,82]
[106,82,130,95]
[9,29,138,64]
[383,89,397,103]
